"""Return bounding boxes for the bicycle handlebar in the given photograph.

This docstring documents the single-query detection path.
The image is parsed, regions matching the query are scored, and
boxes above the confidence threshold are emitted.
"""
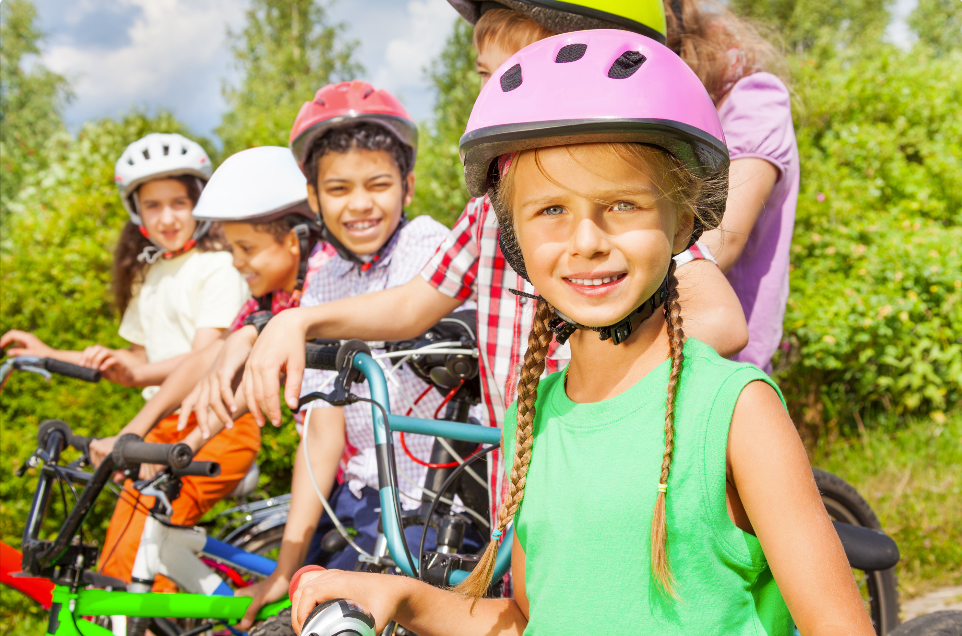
[304,343,339,371]
[41,358,101,383]
[171,461,221,478]
[112,433,193,470]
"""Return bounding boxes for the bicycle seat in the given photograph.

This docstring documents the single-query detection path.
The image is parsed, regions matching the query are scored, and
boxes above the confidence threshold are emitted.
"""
[833,521,900,571]
[228,463,260,499]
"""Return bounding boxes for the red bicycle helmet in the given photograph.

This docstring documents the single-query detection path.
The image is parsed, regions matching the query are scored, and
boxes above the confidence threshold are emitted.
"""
[289,80,418,172]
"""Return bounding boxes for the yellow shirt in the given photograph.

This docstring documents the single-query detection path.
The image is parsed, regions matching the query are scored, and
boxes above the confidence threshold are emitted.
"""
[119,250,249,364]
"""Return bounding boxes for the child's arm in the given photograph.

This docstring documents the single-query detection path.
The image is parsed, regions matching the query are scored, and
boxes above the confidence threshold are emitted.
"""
[235,407,346,630]
[245,276,463,426]
[728,382,875,636]
[91,327,223,387]
[290,532,529,635]
[0,330,86,364]
[698,158,779,274]
[675,260,748,358]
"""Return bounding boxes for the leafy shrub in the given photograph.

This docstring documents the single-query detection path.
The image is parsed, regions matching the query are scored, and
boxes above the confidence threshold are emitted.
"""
[774,45,962,439]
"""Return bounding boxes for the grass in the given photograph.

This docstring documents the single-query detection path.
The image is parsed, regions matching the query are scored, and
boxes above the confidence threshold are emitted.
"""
[812,411,962,599]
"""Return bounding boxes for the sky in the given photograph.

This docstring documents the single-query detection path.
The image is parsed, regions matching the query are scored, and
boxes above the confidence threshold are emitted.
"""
[32,0,459,143]
[32,0,918,145]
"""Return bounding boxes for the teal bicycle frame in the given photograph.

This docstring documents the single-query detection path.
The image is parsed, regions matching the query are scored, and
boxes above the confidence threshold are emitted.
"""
[351,352,512,584]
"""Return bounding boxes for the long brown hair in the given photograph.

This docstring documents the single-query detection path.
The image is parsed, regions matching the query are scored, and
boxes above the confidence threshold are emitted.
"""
[112,175,226,315]
[665,0,787,103]
[455,144,725,601]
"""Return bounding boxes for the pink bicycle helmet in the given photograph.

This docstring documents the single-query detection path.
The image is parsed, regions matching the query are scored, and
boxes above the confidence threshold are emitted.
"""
[460,29,728,197]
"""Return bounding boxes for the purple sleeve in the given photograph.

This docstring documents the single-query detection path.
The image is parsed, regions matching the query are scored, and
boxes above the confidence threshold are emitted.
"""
[718,72,796,181]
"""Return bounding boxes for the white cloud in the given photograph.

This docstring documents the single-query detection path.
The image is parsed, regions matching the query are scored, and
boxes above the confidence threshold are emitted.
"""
[370,0,457,112]
[42,0,249,137]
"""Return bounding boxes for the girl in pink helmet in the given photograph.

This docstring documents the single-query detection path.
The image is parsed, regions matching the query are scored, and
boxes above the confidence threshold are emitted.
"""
[288,32,872,636]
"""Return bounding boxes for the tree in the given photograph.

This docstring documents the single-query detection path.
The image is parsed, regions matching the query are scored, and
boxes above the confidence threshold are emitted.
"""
[729,0,890,53]
[909,0,962,56]
[0,0,71,221]
[216,0,362,156]
[408,19,480,227]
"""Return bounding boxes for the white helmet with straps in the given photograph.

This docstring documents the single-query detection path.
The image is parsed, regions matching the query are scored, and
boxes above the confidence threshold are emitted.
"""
[114,133,212,224]
[191,146,316,224]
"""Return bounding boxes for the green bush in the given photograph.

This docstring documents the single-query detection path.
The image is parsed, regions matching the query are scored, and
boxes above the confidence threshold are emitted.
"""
[774,45,962,438]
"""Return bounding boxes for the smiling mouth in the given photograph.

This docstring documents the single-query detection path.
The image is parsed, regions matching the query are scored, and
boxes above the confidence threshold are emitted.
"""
[343,218,382,232]
[562,272,628,296]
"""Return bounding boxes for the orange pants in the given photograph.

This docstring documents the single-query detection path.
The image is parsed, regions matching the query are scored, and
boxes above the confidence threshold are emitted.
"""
[97,412,261,588]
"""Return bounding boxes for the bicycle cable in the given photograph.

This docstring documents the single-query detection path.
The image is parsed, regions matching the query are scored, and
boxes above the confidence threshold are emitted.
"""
[417,444,499,583]
[301,404,374,560]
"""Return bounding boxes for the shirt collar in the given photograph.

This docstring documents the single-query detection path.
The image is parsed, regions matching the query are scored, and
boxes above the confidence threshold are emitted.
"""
[329,223,403,278]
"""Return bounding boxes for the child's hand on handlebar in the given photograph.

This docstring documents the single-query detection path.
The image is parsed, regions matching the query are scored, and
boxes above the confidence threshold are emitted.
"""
[243,310,308,428]
[235,571,290,629]
[291,568,401,636]
[178,326,258,435]
[139,463,163,480]
[0,330,54,358]
[89,436,117,468]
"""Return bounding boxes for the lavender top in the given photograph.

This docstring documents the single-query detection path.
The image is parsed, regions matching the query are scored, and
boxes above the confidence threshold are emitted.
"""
[718,72,799,373]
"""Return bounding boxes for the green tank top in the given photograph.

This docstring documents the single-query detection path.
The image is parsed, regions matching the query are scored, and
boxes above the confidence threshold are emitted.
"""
[503,338,793,635]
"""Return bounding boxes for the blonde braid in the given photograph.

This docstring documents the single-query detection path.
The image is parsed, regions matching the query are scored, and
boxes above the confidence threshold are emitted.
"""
[454,299,555,603]
[650,259,685,597]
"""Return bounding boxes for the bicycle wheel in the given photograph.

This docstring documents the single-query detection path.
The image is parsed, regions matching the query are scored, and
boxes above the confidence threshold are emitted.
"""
[814,468,901,634]
[233,523,286,561]
[888,611,962,636]
[252,606,296,636]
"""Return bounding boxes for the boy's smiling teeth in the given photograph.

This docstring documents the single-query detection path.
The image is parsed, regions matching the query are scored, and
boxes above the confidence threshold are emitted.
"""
[344,218,381,231]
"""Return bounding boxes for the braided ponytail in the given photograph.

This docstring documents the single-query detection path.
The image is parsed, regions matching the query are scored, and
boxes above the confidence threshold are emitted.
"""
[454,299,556,603]
[650,259,685,596]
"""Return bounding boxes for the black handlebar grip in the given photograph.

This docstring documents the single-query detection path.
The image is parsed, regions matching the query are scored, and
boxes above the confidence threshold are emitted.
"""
[112,434,193,470]
[305,344,339,371]
[171,461,221,478]
[42,358,101,383]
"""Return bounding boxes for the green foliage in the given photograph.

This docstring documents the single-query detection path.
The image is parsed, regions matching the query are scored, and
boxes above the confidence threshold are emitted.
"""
[774,45,962,436]
[0,0,71,222]
[408,19,480,227]
[729,0,889,51]
[216,0,362,157]
[909,0,962,56]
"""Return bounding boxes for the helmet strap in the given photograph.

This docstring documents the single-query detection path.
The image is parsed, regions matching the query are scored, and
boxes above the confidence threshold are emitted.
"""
[291,222,321,292]
[509,273,669,346]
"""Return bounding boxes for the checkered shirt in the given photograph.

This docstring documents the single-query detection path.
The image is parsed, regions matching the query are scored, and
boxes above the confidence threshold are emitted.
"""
[299,216,451,509]
[421,195,713,522]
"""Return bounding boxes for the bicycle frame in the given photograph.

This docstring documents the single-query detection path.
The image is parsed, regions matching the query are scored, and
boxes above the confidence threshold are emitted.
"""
[350,352,512,583]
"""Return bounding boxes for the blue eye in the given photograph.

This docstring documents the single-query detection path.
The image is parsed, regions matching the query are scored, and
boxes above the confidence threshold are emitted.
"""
[543,206,565,216]
[612,201,636,211]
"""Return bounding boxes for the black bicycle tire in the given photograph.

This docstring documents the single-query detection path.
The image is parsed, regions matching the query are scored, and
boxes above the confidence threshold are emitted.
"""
[888,611,962,636]
[251,607,296,636]
[813,468,901,634]
[231,524,286,558]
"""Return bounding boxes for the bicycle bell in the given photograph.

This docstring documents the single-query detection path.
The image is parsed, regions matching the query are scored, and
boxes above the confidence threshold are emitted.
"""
[301,599,376,636]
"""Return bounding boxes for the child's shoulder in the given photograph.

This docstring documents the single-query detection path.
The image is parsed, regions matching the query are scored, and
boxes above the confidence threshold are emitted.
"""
[399,214,450,244]
[682,337,784,406]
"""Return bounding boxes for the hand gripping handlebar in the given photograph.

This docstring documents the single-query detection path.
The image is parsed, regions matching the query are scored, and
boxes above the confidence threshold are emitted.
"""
[41,358,101,383]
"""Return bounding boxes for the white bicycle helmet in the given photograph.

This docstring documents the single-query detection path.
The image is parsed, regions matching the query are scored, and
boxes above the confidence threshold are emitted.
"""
[115,133,213,262]
[115,133,213,222]
[191,147,315,224]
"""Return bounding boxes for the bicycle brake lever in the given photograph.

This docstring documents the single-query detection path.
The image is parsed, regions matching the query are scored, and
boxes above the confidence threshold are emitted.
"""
[19,365,52,382]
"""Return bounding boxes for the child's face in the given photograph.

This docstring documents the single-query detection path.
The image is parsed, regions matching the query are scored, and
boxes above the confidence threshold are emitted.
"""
[222,222,300,297]
[307,149,414,256]
[476,39,515,89]
[138,178,197,251]
[509,145,694,329]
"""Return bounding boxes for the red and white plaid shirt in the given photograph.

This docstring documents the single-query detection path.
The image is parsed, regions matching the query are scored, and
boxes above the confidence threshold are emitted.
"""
[421,195,715,521]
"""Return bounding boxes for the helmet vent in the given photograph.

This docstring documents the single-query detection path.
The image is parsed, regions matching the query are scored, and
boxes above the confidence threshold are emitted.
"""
[363,88,374,98]
[127,158,134,165]
[181,146,188,154]
[162,145,170,156]
[142,149,150,160]
[608,51,646,79]
[555,43,587,63]
[500,63,523,92]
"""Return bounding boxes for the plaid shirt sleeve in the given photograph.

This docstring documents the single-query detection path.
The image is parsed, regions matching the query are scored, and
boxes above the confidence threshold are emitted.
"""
[420,198,484,302]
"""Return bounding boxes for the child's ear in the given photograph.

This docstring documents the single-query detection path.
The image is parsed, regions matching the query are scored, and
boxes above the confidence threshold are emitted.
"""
[285,226,301,258]
[402,172,416,208]
[306,183,321,216]
[672,209,695,255]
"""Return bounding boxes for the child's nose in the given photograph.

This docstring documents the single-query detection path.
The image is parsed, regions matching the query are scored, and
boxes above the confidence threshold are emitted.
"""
[570,217,611,258]
[347,188,374,213]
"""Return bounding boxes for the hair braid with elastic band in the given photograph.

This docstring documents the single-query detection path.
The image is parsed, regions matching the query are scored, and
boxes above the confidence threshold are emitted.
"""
[454,299,555,603]
[650,258,685,597]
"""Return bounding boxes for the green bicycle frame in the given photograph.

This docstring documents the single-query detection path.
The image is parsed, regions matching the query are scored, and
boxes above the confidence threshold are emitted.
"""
[45,585,290,635]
